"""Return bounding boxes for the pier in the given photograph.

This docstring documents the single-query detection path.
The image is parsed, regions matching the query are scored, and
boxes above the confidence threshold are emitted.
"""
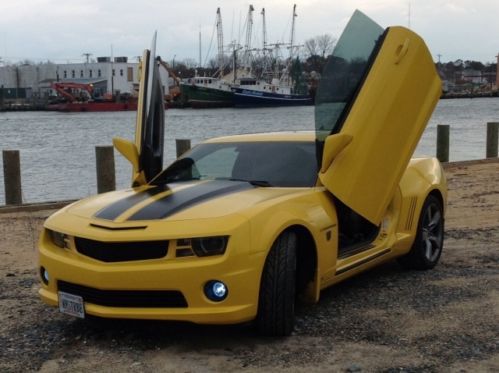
[1,123,498,207]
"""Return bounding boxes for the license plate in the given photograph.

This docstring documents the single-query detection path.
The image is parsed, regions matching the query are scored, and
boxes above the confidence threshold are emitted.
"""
[58,291,85,319]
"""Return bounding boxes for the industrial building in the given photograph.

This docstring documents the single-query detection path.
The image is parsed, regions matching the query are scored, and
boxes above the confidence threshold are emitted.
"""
[0,57,169,102]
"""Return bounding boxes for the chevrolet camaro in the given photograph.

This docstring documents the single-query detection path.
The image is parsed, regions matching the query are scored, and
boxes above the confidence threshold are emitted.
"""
[38,11,446,336]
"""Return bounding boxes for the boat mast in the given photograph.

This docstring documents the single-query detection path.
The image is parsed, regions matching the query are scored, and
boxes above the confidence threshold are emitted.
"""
[198,28,202,68]
[243,5,255,72]
[216,7,224,77]
[261,8,267,55]
[289,4,297,60]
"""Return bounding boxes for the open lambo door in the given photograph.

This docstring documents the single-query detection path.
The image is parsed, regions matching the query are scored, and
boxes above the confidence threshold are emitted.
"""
[316,11,441,225]
[114,32,165,186]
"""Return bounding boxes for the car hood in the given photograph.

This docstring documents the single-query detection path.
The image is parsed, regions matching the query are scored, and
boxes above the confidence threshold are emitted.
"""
[65,180,308,223]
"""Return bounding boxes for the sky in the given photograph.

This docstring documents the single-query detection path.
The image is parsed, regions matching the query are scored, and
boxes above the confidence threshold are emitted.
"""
[0,0,498,65]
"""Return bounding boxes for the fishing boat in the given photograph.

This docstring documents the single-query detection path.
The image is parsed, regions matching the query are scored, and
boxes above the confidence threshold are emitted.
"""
[232,86,313,107]
[180,77,233,108]
[182,5,313,108]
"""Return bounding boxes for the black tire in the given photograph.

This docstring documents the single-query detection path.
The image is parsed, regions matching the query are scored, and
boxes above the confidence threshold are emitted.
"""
[256,231,297,337]
[398,194,444,270]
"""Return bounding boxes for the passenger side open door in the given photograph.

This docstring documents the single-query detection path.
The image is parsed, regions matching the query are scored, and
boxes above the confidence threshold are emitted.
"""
[114,32,164,186]
[316,11,441,226]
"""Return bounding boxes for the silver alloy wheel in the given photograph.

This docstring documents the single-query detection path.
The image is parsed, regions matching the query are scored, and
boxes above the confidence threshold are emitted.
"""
[421,202,443,262]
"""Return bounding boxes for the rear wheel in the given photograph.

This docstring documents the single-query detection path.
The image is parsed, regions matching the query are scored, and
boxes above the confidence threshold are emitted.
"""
[257,231,297,336]
[398,194,444,270]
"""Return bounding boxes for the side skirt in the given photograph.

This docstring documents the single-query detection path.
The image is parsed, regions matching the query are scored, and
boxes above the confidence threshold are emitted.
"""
[335,248,391,276]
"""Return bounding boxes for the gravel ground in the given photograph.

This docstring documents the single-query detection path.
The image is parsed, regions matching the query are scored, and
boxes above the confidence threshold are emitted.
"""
[1,160,498,372]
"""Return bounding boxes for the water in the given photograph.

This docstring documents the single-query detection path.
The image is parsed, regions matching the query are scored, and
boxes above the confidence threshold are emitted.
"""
[0,97,498,204]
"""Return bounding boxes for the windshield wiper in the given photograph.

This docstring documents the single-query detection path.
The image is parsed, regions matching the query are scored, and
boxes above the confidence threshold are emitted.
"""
[228,178,273,187]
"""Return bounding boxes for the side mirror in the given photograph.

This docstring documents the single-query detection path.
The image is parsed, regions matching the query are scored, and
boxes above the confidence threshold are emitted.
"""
[113,137,146,186]
[320,133,353,173]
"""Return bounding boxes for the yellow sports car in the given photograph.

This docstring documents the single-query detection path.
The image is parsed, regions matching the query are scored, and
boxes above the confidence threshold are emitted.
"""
[38,11,446,336]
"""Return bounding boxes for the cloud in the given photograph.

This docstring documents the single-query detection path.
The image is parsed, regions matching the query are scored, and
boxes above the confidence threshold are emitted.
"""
[0,0,497,64]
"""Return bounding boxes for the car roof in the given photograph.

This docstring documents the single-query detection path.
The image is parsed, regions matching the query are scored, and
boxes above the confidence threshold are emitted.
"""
[204,131,316,143]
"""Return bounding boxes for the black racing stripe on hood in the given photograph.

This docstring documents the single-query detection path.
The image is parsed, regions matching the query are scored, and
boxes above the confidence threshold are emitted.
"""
[95,186,166,220]
[128,180,254,221]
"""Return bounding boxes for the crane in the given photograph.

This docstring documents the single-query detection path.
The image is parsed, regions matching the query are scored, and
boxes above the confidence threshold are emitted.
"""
[51,82,94,102]
[157,57,181,100]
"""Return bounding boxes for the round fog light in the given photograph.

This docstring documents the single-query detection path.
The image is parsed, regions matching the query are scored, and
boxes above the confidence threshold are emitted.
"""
[204,280,228,302]
[40,267,49,285]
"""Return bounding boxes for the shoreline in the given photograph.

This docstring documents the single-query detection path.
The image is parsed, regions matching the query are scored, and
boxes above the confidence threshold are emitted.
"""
[1,157,498,371]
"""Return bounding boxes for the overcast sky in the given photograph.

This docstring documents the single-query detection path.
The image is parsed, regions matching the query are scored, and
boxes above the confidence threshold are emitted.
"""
[0,0,498,65]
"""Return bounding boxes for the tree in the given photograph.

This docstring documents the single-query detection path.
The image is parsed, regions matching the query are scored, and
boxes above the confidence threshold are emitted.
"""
[182,58,198,69]
[465,60,484,71]
[304,38,318,57]
[304,34,336,58]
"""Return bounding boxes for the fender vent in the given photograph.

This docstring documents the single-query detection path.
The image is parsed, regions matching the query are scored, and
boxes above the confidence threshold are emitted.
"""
[405,197,418,231]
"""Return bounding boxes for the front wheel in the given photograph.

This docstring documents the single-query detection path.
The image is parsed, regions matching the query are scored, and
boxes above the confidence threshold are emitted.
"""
[256,231,297,336]
[398,194,444,270]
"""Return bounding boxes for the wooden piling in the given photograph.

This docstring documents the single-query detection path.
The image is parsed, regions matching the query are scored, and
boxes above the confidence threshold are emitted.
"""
[436,124,450,163]
[3,150,22,205]
[176,139,191,158]
[95,146,116,193]
[486,122,499,158]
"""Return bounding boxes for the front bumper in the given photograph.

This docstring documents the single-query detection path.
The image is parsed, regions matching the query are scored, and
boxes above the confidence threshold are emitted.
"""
[38,223,265,324]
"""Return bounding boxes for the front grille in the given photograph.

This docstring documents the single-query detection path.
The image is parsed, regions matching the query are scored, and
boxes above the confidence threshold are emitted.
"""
[75,237,168,262]
[58,281,188,308]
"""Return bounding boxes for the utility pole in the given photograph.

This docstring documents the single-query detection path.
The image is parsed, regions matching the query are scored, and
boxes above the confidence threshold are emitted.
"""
[82,53,92,63]
[437,54,442,64]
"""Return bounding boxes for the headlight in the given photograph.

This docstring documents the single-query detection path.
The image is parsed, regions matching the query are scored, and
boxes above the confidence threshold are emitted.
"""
[48,229,68,248]
[191,236,229,257]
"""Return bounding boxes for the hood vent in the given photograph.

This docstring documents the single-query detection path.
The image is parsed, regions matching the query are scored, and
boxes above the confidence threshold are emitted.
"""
[90,223,147,230]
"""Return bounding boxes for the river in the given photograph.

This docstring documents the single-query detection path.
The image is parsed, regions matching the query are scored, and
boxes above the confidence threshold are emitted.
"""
[0,97,498,204]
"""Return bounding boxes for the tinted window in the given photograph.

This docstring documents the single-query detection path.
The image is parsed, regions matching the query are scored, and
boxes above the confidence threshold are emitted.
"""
[153,142,318,187]
[315,10,384,140]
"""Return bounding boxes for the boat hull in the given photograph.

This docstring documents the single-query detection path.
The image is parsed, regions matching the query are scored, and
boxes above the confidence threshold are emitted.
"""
[47,102,138,112]
[180,83,234,108]
[232,88,313,107]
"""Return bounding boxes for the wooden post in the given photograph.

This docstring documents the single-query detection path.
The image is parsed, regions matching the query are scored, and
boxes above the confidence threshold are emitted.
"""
[95,146,116,193]
[436,124,449,163]
[176,139,191,158]
[486,122,499,158]
[3,150,22,205]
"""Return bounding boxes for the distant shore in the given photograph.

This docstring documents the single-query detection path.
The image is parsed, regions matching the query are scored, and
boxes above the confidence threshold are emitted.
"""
[1,93,498,112]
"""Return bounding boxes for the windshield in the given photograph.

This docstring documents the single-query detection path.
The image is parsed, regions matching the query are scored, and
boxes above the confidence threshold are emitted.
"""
[152,141,318,187]
[315,10,384,141]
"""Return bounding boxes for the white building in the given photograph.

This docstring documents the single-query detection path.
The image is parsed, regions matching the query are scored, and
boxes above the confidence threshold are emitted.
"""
[0,57,169,99]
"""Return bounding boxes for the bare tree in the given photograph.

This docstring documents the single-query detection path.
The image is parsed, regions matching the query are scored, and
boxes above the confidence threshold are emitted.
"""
[316,34,336,57]
[304,38,319,57]
[304,34,336,58]
[182,58,198,69]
